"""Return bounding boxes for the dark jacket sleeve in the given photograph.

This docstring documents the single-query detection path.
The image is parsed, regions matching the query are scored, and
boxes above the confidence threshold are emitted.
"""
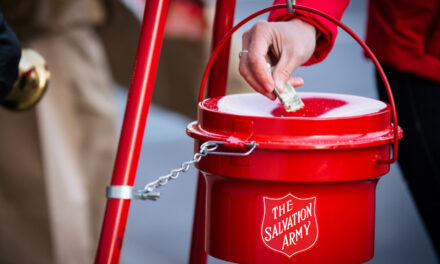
[0,12,21,102]
[269,0,349,66]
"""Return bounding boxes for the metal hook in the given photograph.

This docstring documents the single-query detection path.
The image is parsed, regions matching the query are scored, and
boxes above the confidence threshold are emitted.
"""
[204,141,258,156]
[200,141,220,152]
[286,0,295,14]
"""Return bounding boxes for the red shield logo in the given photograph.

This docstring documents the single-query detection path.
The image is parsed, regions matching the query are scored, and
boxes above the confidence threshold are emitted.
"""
[261,194,318,258]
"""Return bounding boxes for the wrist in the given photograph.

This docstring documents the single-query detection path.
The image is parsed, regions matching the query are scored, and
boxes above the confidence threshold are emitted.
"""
[287,18,317,40]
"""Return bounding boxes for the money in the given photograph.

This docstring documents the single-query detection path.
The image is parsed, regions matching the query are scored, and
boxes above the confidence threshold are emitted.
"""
[267,63,304,112]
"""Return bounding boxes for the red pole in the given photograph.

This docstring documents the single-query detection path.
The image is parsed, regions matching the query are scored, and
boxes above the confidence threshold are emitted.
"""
[206,0,236,98]
[188,172,208,264]
[95,0,170,263]
[189,1,236,264]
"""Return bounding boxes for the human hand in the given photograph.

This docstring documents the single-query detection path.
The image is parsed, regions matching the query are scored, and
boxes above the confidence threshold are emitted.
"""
[239,19,316,100]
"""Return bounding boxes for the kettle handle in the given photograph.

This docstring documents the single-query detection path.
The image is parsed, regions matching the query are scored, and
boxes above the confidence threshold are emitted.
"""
[198,4,399,164]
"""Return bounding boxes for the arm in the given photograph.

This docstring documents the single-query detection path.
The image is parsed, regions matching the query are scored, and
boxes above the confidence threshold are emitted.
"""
[239,0,349,100]
[0,12,21,102]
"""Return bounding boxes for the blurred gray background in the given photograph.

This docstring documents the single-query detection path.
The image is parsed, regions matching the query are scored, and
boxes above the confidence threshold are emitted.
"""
[117,1,438,263]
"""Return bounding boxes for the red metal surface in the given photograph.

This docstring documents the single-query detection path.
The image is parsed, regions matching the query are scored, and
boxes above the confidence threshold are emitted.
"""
[188,85,402,263]
[96,199,130,264]
[190,104,392,262]
[188,93,403,152]
[189,1,237,264]
[187,4,404,263]
[95,0,170,263]
[206,0,236,98]
[197,4,399,164]
[188,92,402,182]
[205,175,378,263]
[188,173,207,264]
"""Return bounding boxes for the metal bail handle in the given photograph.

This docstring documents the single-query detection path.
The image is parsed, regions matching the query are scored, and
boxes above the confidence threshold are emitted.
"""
[197,4,399,164]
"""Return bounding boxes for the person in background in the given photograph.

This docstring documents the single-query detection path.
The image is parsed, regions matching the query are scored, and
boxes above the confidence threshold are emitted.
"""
[152,0,209,118]
[0,0,254,262]
[0,12,20,102]
[99,0,252,120]
[0,1,118,263]
[98,0,209,119]
[239,0,440,261]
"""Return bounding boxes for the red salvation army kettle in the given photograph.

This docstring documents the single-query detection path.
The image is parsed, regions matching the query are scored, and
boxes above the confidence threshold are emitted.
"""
[187,4,403,264]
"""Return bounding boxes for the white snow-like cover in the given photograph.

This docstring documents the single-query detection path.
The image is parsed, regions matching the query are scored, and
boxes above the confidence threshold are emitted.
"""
[215,92,387,118]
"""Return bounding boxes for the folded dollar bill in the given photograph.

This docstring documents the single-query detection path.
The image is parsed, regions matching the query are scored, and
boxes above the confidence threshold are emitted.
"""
[267,63,304,112]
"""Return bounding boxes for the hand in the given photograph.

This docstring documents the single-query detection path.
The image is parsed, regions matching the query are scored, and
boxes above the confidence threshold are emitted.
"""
[239,19,316,100]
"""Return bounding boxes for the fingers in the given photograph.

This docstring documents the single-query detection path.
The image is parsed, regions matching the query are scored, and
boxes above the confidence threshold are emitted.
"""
[239,20,310,99]
[272,51,302,93]
[247,22,274,93]
[239,21,276,100]
[289,76,304,88]
[271,19,316,92]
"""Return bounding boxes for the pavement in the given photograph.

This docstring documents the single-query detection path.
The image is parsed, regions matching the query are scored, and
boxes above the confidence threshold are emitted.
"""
[115,1,438,263]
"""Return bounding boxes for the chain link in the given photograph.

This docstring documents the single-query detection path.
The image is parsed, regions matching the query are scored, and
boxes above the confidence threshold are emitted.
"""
[134,141,257,201]
[134,142,219,200]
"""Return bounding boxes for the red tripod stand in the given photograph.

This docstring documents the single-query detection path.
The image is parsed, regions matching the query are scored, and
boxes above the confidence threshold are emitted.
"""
[95,0,236,263]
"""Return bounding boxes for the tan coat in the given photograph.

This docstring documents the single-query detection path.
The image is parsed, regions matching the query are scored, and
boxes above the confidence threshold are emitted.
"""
[0,1,117,263]
[0,27,118,264]
[0,1,252,262]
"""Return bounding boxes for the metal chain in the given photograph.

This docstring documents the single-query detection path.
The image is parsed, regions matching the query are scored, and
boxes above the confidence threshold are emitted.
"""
[134,140,258,201]
[134,141,219,200]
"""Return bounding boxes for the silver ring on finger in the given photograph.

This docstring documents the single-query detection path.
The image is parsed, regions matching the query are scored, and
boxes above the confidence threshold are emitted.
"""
[239,50,249,58]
